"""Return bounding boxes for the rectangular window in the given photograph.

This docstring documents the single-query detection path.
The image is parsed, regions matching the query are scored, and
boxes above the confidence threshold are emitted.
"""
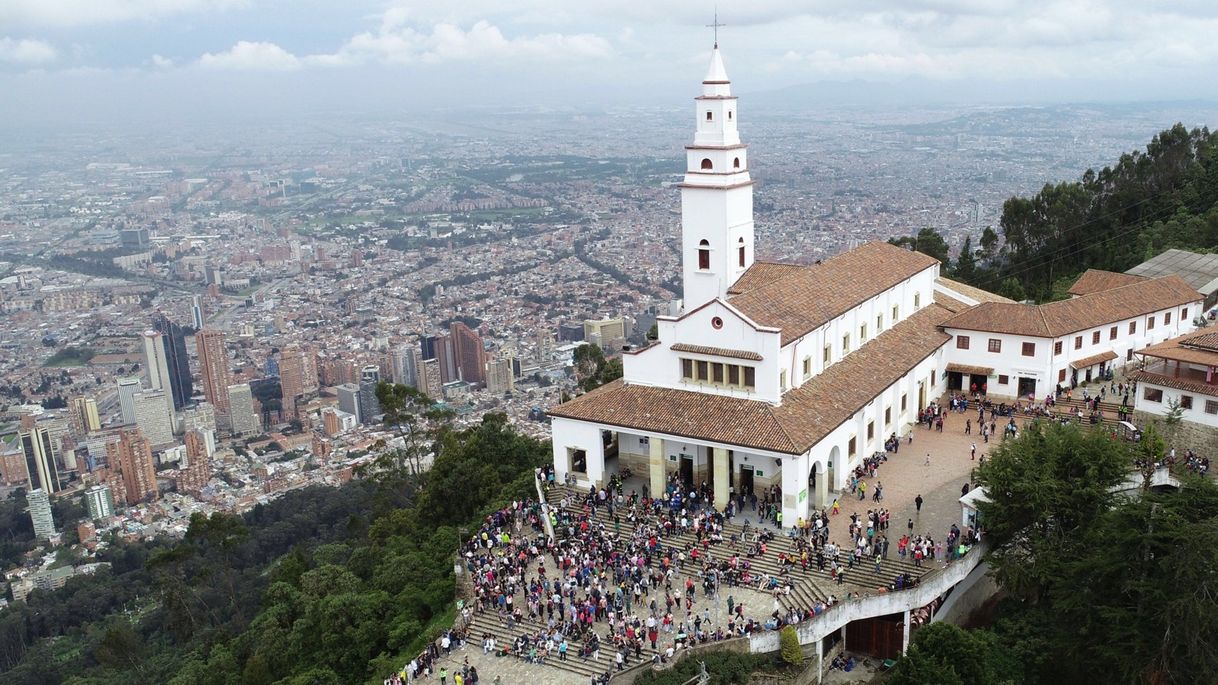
[867,421,875,440]
[728,365,740,385]
[696,360,709,382]
[842,334,850,354]
[877,314,883,333]
[914,293,921,308]
[682,359,693,380]
[1206,400,1218,415]
[860,324,868,342]
[1054,341,1063,355]
[712,363,724,384]
[901,394,908,411]
[1092,331,1100,345]
[1148,316,1156,330]
[1058,369,1067,382]
[743,366,756,388]
[1182,308,1189,321]
[823,345,831,364]
[885,407,891,425]
[1165,312,1172,325]
[1143,387,1163,402]
[1109,326,1117,341]
[892,305,899,321]
[1074,336,1082,350]
[1127,348,1134,361]
[998,374,1009,385]
[848,437,857,457]
[802,357,811,378]
[956,335,970,350]
[1181,395,1193,410]
[1022,342,1035,357]
[780,370,788,391]
[1129,321,1137,334]
[988,339,1002,353]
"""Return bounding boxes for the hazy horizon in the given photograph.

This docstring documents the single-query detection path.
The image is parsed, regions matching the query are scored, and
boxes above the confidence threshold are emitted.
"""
[2,1,1218,130]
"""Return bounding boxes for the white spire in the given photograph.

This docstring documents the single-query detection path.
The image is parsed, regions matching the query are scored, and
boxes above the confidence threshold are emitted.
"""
[703,46,729,84]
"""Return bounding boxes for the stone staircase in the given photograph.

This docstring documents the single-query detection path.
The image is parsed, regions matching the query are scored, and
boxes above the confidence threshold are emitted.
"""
[1053,395,1128,428]
[544,487,931,617]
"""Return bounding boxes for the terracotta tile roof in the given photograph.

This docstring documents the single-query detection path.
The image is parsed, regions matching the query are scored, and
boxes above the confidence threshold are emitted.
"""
[1067,269,1146,296]
[1069,350,1118,369]
[941,276,1200,338]
[1128,370,1218,397]
[934,277,1015,304]
[946,362,995,376]
[1136,328,1218,366]
[669,343,763,361]
[933,291,970,313]
[726,262,804,295]
[728,242,940,346]
[550,304,953,455]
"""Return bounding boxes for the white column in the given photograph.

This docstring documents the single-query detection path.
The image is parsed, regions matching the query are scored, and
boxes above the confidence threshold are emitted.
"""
[713,447,729,510]
[649,437,665,499]
[902,609,912,654]
[815,637,824,685]
[815,461,828,509]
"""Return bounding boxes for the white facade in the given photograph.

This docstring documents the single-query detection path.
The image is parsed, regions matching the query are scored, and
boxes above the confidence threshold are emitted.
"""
[117,377,142,425]
[227,383,260,437]
[944,299,1199,400]
[680,47,754,308]
[27,488,55,541]
[132,389,174,447]
[1134,378,1218,428]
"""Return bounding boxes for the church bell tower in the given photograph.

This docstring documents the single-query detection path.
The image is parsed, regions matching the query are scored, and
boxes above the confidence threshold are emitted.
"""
[680,43,755,309]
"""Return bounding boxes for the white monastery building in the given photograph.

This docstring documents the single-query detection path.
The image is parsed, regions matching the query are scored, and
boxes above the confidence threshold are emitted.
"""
[548,45,1203,526]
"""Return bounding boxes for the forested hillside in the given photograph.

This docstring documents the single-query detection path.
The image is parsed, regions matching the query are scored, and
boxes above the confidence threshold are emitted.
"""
[894,123,1218,302]
[0,411,547,685]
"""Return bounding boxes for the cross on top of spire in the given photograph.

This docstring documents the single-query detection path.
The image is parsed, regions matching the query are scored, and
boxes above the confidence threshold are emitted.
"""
[706,9,725,48]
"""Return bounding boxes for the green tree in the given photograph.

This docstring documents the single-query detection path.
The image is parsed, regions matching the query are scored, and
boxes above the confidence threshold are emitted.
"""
[371,381,453,482]
[778,625,802,666]
[975,421,1130,602]
[952,236,977,283]
[888,227,952,267]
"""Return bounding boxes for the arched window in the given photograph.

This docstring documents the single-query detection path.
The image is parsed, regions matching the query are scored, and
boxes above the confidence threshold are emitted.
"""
[733,157,741,169]
[706,111,713,121]
[698,239,710,270]
[700,158,713,171]
[737,237,746,267]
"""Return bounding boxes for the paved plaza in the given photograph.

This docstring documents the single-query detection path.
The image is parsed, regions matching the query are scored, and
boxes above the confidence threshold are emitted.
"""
[408,410,1007,685]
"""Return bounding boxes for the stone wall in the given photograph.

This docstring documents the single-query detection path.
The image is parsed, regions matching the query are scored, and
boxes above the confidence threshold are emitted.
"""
[1133,411,1218,455]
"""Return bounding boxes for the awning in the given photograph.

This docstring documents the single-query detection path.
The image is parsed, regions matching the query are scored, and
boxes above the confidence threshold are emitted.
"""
[1069,350,1118,370]
[946,363,994,376]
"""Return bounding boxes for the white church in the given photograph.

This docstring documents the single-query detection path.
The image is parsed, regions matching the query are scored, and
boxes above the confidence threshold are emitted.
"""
[548,45,1203,525]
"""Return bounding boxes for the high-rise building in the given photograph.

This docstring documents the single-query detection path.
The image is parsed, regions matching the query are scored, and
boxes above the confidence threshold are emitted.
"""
[392,345,419,388]
[358,366,381,424]
[321,407,341,436]
[196,330,231,423]
[69,397,101,436]
[583,317,631,351]
[450,321,488,386]
[152,314,193,410]
[226,383,259,437]
[111,429,158,505]
[133,390,174,446]
[180,430,210,495]
[141,330,177,418]
[420,358,443,398]
[486,357,514,395]
[83,484,116,520]
[27,488,55,541]
[19,427,61,494]
[190,294,205,330]
[181,402,216,434]
[426,334,458,384]
[279,345,318,420]
[336,383,362,424]
[117,377,142,425]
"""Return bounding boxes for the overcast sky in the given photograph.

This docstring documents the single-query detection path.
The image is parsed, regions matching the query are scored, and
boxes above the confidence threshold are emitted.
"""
[3,1,1218,128]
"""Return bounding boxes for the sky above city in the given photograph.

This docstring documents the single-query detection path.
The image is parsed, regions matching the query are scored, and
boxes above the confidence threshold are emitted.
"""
[3,1,1218,128]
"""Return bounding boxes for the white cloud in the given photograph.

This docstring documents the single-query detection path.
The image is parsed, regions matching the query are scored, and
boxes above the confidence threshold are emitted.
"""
[198,41,300,71]
[0,37,57,64]
[150,54,174,68]
[0,0,245,28]
[311,18,612,66]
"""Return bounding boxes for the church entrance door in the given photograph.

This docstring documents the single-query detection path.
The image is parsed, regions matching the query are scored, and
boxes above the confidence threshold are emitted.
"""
[679,455,694,488]
[739,465,755,496]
